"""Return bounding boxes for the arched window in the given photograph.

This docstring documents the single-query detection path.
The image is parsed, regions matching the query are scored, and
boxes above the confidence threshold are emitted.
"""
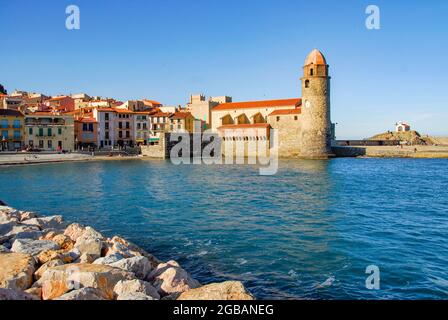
[310,68,314,76]
[305,80,310,88]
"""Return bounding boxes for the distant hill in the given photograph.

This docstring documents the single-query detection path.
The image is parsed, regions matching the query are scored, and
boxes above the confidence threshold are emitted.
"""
[368,130,433,145]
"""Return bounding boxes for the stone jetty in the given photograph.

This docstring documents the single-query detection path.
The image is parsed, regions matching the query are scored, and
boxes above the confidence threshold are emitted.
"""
[0,205,254,300]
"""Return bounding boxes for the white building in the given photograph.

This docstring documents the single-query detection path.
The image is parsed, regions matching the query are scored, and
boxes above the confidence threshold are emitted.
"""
[93,108,116,149]
[396,121,411,132]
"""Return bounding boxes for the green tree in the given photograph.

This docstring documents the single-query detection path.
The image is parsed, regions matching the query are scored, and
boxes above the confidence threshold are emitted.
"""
[0,84,7,94]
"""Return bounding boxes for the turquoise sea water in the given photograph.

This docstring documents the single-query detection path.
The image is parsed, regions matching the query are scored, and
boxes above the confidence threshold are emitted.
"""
[0,158,447,299]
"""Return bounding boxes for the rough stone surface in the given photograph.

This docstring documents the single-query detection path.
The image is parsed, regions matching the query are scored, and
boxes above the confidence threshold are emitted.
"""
[24,287,42,300]
[9,230,43,241]
[0,221,16,237]
[77,253,96,264]
[150,260,200,295]
[93,253,124,265]
[40,263,135,300]
[11,239,60,257]
[109,256,152,280]
[106,236,159,267]
[37,249,64,265]
[52,234,74,250]
[19,212,37,222]
[34,259,64,280]
[113,279,160,300]
[74,237,102,260]
[63,223,86,242]
[73,227,105,260]
[22,215,66,230]
[54,287,107,300]
[66,248,81,261]
[0,245,10,253]
[0,288,39,300]
[177,281,254,300]
[0,253,36,290]
[117,292,157,300]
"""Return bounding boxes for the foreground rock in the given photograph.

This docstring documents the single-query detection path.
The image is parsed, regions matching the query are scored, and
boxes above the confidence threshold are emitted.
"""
[34,259,64,280]
[117,292,157,300]
[177,281,254,300]
[22,215,66,230]
[150,260,201,296]
[114,279,160,300]
[0,253,36,290]
[109,256,152,280]
[54,287,107,300]
[11,239,60,257]
[39,263,135,300]
[1,205,254,300]
[0,288,39,300]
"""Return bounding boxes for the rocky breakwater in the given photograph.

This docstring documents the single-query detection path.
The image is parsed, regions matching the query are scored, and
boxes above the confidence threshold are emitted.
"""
[0,205,254,300]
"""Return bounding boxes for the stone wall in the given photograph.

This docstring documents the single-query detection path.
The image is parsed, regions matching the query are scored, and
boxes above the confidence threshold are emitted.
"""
[141,135,167,159]
[268,114,302,157]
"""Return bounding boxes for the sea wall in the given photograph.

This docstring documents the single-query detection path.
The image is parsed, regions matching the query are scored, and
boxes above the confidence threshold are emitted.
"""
[0,205,254,300]
[332,146,448,158]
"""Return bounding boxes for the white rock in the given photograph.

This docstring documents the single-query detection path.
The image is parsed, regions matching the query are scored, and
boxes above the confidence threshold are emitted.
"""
[109,256,152,280]
[93,253,124,265]
[106,236,159,267]
[150,260,200,296]
[21,215,66,230]
[74,237,102,260]
[11,239,60,256]
[54,287,107,300]
[113,279,160,299]
[117,292,157,300]
[177,281,255,300]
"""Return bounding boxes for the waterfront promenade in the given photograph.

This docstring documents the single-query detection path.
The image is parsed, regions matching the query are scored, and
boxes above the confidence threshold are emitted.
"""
[0,152,142,166]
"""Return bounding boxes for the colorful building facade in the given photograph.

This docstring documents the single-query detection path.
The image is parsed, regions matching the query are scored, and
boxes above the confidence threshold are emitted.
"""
[0,109,24,151]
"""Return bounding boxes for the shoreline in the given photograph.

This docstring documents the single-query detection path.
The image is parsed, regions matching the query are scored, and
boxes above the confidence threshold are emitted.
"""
[1,146,448,167]
[0,205,254,300]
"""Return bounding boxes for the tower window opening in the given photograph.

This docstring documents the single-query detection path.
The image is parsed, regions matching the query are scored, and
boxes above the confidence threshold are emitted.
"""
[310,68,314,76]
[305,80,310,88]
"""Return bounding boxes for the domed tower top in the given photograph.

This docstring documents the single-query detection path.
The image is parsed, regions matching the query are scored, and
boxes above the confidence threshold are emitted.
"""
[304,49,327,66]
[302,49,329,78]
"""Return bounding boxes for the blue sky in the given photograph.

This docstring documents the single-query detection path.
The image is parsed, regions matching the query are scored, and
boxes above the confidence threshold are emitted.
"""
[1,0,447,139]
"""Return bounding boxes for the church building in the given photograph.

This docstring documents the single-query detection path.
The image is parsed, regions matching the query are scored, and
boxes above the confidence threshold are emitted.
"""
[210,49,334,159]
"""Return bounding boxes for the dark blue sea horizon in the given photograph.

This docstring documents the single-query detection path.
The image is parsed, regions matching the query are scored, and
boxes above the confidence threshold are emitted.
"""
[1,158,447,299]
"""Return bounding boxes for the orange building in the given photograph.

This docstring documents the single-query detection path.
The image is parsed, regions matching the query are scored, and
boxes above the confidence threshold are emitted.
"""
[74,116,98,150]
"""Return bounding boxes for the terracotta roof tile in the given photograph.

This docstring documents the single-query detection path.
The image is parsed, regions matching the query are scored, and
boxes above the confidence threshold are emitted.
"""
[269,108,301,116]
[213,98,301,111]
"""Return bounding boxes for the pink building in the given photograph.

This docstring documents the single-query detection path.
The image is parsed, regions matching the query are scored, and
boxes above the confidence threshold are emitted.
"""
[44,96,75,113]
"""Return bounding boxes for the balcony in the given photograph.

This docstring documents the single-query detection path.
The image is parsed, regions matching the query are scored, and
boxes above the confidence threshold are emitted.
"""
[0,125,22,129]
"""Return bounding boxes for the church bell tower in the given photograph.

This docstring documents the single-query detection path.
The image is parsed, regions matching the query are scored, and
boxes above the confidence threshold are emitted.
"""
[300,49,332,158]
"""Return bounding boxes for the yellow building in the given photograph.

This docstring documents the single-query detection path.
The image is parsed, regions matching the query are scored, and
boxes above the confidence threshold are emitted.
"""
[24,112,75,151]
[0,109,25,151]
[169,112,195,133]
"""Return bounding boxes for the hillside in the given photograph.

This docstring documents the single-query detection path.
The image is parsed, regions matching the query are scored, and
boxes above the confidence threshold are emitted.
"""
[368,130,430,145]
